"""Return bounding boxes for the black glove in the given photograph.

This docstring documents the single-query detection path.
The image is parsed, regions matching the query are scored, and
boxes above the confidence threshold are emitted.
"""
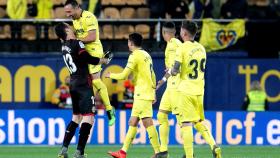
[104,51,113,64]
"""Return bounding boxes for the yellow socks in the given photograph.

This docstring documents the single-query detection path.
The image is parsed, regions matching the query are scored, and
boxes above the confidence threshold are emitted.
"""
[181,126,194,158]
[121,126,137,152]
[157,112,169,152]
[194,122,216,149]
[146,126,160,153]
[92,79,112,111]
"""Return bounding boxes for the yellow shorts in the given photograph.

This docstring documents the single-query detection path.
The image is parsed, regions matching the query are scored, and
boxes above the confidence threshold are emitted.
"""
[159,89,180,114]
[131,99,153,119]
[178,92,205,123]
[87,47,104,74]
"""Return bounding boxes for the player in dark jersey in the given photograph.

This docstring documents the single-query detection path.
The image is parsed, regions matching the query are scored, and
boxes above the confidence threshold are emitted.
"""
[55,22,113,158]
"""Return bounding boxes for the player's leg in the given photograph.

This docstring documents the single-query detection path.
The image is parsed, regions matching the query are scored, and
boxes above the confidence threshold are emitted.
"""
[58,91,81,158]
[193,96,221,158]
[73,89,95,158]
[179,94,200,158]
[157,90,171,155]
[74,115,94,158]
[108,116,139,158]
[108,102,142,158]
[91,71,116,126]
[181,122,194,158]
[142,117,160,155]
[122,116,139,152]
[58,115,81,158]
[140,100,160,155]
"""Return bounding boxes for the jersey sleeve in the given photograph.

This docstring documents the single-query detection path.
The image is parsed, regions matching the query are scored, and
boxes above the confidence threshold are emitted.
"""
[110,67,132,80]
[126,54,137,70]
[84,13,98,32]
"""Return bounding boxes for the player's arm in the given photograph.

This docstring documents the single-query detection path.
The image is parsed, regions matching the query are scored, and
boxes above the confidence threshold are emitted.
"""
[79,50,107,65]
[79,30,96,44]
[105,54,135,80]
[157,47,182,90]
[106,67,132,80]
[171,61,181,75]
[156,61,181,90]
[76,40,111,65]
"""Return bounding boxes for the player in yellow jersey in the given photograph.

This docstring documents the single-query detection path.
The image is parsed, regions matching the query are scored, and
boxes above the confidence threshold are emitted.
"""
[64,0,115,126]
[155,22,182,158]
[106,33,160,158]
[157,21,222,158]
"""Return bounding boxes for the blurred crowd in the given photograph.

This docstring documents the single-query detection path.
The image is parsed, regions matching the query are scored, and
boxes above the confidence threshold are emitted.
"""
[147,0,280,19]
[1,0,279,20]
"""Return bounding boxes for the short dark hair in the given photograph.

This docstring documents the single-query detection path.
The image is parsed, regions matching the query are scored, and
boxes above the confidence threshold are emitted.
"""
[55,23,68,41]
[64,0,79,7]
[129,33,143,47]
[181,21,198,37]
[163,22,175,29]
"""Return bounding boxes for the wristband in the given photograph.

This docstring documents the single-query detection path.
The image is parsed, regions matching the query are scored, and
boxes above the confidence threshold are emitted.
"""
[162,77,167,82]
[167,69,172,75]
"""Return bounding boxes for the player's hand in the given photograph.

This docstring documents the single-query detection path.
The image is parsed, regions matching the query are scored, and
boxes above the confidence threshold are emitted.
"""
[104,51,113,64]
[156,80,165,90]
[105,72,111,78]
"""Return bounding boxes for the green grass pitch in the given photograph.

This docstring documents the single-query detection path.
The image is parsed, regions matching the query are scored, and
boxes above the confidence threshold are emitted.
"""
[1,145,279,158]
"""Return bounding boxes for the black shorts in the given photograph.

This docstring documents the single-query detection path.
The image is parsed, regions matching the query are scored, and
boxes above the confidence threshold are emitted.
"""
[70,86,95,115]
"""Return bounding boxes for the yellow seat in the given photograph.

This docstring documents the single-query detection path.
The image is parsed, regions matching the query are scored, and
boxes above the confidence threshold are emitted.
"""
[0,7,6,18]
[111,0,125,5]
[54,7,67,18]
[135,24,150,39]
[102,25,118,39]
[48,26,58,40]
[101,0,111,5]
[103,7,120,19]
[120,7,136,19]
[0,0,7,5]
[0,25,11,39]
[52,0,64,5]
[136,7,150,18]
[125,0,146,5]
[117,25,134,39]
[22,25,36,40]
[256,0,269,6]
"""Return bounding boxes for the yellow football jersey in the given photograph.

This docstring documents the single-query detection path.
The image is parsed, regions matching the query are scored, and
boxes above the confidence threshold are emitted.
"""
[72,10,103,55]
[165,38,182,89]
[126,49,156,100]
[175,41,206,95]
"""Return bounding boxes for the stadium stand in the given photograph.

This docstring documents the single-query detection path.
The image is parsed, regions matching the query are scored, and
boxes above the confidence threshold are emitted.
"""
[110,0,126,5]
[54,7,67,19]
[52,0,64,5]
[21,24,36,40]
[0,7,6,18]
[103,7,120,19]
[135,24,150,39]
[0,24,10,39]
[120,7,136,19]
[136,7,150,18]
[125,0,146,5]
[118,24,134,39]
